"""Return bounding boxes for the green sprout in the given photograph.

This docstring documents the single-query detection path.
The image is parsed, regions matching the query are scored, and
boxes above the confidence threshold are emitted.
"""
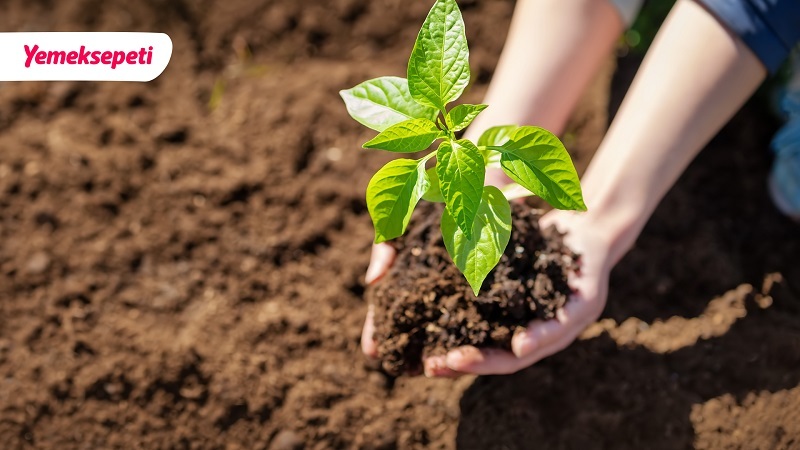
[340,0,586,295]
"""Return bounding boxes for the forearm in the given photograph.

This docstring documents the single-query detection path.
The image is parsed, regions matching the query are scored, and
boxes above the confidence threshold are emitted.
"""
[465,0,623,142]
[583,0,766,265]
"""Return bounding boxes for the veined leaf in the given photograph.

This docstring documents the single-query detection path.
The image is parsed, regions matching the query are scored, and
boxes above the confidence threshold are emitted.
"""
[340,76,438,132]
[363,118,440,153]
[366,159,430,243]
[436,139,484,239]
[407,0,470,111]
[498,126,586,211]
[441,185,512,295]
[477,125,517,147]
[477,125,517,164]
[448,104,487,132]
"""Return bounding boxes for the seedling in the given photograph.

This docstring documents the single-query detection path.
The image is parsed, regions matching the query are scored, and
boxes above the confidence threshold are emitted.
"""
[340,0,586,295]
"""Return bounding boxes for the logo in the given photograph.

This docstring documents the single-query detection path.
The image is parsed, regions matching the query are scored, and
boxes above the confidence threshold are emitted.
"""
[0,32,172,81]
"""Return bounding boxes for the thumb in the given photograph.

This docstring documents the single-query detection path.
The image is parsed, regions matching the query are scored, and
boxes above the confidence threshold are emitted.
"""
[365,243,396,285]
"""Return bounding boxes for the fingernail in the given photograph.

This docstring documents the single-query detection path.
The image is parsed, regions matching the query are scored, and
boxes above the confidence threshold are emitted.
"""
[515,331,536,357]
[445,350,465,370]
[424,356,446,377]
[365,263,379,285]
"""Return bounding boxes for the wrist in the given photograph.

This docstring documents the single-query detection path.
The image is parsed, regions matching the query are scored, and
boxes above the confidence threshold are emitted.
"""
[581,190,646,266]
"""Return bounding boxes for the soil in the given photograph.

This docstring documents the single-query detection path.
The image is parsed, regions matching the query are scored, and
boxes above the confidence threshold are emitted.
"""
[370,203,577,375]
[0,0,799,449]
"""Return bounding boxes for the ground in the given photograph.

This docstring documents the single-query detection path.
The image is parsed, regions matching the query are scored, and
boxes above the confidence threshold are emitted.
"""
[0,0,798,449]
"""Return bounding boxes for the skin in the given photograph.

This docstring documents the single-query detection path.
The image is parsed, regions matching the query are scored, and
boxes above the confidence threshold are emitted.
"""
[363,0,767,377]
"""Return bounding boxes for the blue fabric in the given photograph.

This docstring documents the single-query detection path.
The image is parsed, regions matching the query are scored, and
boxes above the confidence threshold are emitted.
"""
[769,69,800,218]
[698,0,800,73]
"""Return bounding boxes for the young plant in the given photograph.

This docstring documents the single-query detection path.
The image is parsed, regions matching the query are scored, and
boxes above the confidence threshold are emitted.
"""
[340,0,586,295]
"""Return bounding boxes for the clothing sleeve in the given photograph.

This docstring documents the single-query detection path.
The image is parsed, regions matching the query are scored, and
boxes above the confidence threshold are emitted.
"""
[697,0,800,73]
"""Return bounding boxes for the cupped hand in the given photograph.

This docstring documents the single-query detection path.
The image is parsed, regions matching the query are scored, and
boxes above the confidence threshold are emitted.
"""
[362,208,613,377]
[360,159,616,376]
[425,208,613,376]
[360,169,513,360]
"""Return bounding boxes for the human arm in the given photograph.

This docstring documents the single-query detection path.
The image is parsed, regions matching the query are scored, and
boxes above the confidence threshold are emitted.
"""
[467,0,625,185]
[362,0,625,357]
[436,0,768,375]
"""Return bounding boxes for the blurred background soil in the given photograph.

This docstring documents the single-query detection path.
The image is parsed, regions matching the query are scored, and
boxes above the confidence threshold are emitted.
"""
[0,0,798,448]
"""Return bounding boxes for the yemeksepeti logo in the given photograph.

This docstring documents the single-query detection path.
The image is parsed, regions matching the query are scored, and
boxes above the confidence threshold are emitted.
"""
[0,32,172,81]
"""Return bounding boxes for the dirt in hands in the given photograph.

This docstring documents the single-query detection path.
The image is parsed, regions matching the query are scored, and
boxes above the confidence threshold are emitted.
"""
[369,203,578,375]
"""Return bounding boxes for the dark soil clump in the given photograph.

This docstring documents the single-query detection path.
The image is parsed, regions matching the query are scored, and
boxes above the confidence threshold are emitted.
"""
[368,202,578,375]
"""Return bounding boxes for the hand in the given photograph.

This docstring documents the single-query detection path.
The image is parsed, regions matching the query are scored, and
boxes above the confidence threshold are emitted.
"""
[360,169,511,360]
[362,207,614,377]
[361,242,395,358]
[424,208,613,377]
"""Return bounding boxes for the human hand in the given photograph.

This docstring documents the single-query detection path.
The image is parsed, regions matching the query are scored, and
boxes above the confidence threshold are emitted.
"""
[423,208,614,377]
[361,207,614,376]
[360,169,512,359]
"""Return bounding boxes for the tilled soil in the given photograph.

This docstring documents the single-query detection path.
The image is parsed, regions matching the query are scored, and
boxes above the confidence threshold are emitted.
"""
[370,204,577,375]
[0,0,799,449]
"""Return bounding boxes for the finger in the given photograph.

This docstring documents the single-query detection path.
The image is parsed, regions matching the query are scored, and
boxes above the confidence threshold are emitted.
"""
[423,355,463,378]
[515,331,580,370]
[361,305,379,358]
[365,243,396,285]
[445,346,526,375]
[511,295,596,359]
[511,318,563,358]
[538,211,563,231]
[444,300,594,375]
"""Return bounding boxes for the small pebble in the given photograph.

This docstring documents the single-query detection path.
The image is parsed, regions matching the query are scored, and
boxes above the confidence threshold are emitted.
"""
[240,256,258,272]
[270,430,303,450]
[25,252,50,275]
[192,194,206,207]
[326,147,342,161]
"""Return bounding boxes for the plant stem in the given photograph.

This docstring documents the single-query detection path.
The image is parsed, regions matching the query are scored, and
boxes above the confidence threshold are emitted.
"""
[420,150,437,164]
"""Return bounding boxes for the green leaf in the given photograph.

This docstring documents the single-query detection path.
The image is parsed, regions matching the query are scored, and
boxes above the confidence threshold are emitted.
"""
[477,125,517,147]
[363,118,441,153]
[422,167,444,202]
[407,0,470,111]
[366,158,430,243]
[447,104,487,132]
[477,125,517,164]
[436,139,485,239]
[498,126,587,211]
[340,76,438,132]
[441,185,512,295]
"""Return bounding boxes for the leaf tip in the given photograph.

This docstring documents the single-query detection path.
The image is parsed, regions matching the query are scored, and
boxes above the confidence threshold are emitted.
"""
[362,137,380,150]
[467,274,485,296]
[338,88,354,103]
[571,196,588,212]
